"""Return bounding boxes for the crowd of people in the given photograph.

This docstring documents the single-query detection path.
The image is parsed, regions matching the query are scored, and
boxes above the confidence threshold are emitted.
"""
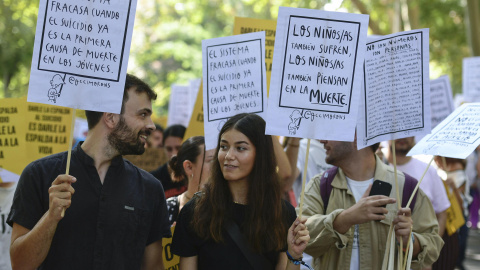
[1,74,479,270]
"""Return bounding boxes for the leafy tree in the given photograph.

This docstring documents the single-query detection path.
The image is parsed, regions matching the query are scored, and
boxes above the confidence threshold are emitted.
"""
[466,0,480,56]
[0,0,39,98]
[345,0,470,93]
[129,0,327,115]
[0,0,476,108]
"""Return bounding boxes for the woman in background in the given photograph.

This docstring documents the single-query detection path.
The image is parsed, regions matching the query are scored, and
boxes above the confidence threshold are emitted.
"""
[172,113,310,270]
[150,124,186,198]
[167,136,214,225]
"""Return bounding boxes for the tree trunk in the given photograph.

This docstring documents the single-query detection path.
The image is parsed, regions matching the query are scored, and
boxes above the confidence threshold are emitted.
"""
[406,0,420,30]
[467,0,480,56]
[3,73,11,98]
[350,0,384,35]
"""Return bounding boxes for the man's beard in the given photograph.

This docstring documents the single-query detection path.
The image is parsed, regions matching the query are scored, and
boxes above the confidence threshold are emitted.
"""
[108,116,148,155]
[392,144,412,156]
[325,142,352,166]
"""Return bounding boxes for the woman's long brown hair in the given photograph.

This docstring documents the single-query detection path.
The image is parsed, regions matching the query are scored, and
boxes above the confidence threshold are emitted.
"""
[192,113,287,252]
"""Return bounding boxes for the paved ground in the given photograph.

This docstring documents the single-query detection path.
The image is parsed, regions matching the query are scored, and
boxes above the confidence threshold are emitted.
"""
[462,227,480,270]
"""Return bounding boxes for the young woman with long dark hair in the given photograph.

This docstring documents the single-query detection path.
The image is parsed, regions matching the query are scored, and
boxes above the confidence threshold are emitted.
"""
[172,113,309,270]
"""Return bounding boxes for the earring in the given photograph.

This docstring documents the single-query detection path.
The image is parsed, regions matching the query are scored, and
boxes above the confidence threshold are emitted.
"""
[191,174,194,179]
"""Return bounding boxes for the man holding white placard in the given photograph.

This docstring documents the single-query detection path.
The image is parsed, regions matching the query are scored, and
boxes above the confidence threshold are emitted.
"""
[301,138,442,270]
[7,74,171,270]
[385,138,450,237]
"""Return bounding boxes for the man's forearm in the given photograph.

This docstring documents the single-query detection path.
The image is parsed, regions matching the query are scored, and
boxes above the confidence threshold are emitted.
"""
[10,212,58,269]
[332,209,353,234]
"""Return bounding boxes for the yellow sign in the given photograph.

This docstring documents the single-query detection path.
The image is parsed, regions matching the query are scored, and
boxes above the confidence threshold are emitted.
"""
[124,148,167,172]
[152,115,168,130]
[183,81,204,141]
[25,102,73,163]
[0,98,28,176]
[443,181,465,236]
[163,226,180,270]
[233,17,276,93]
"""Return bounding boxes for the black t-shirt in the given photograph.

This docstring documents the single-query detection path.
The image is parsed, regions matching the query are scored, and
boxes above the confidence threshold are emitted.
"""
[150,163,187,198]
[171,197,296,270]
[7,144,171,270]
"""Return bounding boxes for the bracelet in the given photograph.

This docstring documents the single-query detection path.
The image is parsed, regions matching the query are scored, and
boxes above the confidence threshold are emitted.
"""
[286,250,302,265]
[401,233,415,252]
[286,251,314,270]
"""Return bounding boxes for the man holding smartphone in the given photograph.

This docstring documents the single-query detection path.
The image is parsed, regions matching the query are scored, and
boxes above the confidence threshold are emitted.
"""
[300,137,443,270]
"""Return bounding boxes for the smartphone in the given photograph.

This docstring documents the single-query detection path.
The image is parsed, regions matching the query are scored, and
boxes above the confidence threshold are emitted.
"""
[369,180,392,198]
[369,180,392,216]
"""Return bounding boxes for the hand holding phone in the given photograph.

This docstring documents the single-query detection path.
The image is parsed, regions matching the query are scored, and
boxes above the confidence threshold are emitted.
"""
[369,180,392,197]
[369,180,392,210]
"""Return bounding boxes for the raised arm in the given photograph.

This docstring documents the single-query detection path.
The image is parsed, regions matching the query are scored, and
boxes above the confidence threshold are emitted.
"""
[284,137,301,192]
[10,175,76,269]
[272,136,292,190]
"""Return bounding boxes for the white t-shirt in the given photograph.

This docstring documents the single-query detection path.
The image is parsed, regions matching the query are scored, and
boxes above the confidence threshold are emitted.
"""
[0,182,17,270]
[294,139,332,202]
[346,177,373,270]
[396,158,450,213]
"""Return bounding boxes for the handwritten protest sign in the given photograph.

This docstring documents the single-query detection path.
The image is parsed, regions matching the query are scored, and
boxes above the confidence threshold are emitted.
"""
[167,84,192,127]
[0,98,27,176]
[356,29,431,149]
[430,76,454,129]
[234,17,276,93]
[25,102,73,162]
[184,81,205,141]
[27,0,137,113]
[202,31,267,150]
[408,103,480,159]
[123,148,167,172]
[265,7,369,141]
[463,57,480,102]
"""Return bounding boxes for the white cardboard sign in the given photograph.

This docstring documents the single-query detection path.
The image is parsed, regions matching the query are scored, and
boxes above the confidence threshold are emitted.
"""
[167,84,192,128]
[430,75,454,129]
[265,7,369,141]
[202,32,267,150]
[27,0,137,113]
[463,57,480,102]
[357,29,431,149]
[408,103,480,159]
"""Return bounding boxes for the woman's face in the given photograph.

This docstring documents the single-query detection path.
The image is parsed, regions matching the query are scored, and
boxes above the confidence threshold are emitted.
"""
[164,136,183,160]
[217,129,256,182]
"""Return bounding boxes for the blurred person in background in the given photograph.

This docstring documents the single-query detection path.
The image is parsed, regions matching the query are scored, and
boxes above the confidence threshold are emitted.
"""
[167,136,214,225]
[147,124,164,148]
[434,156,472,270]
[150,124,186,198]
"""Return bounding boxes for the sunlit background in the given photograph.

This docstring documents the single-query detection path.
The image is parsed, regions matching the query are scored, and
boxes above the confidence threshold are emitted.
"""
[1,0,478,117]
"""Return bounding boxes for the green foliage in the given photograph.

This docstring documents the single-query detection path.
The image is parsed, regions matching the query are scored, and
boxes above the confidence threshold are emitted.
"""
[129,0,326,115]
[0,0,39,98]
[0,0,474,112]
[342,0,470,93]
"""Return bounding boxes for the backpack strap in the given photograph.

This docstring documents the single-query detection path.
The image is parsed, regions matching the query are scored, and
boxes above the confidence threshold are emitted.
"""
[320,167,338,211]
[401,172,418,211]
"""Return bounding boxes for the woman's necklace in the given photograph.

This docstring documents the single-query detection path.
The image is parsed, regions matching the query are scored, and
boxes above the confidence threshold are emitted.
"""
[233,200,247,205]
